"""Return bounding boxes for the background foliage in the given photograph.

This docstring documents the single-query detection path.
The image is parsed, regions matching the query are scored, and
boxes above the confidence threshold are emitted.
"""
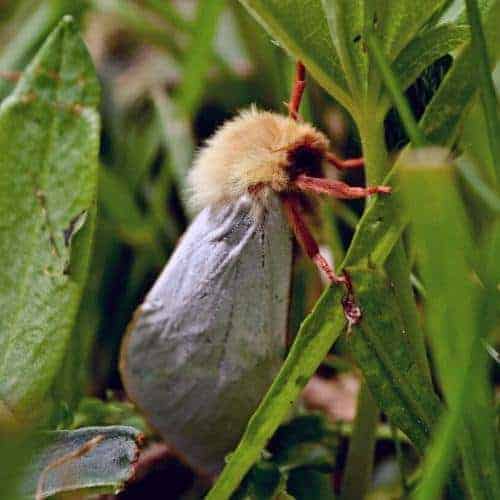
[0,1,498,499]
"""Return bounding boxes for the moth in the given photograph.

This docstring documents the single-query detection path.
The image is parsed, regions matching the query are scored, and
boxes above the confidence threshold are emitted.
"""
[120,62,390,476]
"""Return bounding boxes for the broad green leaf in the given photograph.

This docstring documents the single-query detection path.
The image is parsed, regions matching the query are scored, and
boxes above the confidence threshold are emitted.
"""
[346,267,442,453]
[373,0,449,60]
[16,426,141,499]
[419,0,500,145]
[0,17,100,425]
[321,0,369,98]
[239,0,352,110]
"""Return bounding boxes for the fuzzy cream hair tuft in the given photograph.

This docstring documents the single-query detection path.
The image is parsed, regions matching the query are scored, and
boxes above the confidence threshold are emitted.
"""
[187,107,329,210]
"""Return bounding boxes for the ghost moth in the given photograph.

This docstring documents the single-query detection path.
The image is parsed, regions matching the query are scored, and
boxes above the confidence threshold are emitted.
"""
[120,62,390,476]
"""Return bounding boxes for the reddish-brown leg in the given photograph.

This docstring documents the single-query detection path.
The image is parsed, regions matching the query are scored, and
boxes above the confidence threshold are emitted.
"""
[288,61,306,120]
[282,194,346,285]
[294,174,391,199]
[325,151,365,170]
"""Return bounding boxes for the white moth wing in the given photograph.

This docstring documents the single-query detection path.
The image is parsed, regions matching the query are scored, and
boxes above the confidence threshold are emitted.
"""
[120,193,292,475]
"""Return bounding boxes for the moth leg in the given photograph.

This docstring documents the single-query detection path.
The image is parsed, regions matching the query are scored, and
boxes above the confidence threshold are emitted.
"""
[282,194,346,285]
[325,151,364,170]
[288,61,306,120]
[294,174,391,199]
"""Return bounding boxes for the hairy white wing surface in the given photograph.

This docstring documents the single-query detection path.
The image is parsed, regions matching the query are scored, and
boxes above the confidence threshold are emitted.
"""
[120,193,292,475]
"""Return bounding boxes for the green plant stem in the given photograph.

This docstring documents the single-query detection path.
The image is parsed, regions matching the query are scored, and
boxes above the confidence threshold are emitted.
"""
[464,0,500,185]
[340,382,379,500]
[365,32,427,148]
[357,117,432,385]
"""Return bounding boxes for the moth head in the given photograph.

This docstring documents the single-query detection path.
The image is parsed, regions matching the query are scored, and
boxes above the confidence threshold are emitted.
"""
[187,106,329,211]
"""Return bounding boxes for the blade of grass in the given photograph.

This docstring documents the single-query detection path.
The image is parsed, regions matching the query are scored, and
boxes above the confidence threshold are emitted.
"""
[400,149,500,500]
[464,0,500,184]
[174,0,225,116]
[339,382,379,500]
[365,31,427,147]
[419,0,500,146]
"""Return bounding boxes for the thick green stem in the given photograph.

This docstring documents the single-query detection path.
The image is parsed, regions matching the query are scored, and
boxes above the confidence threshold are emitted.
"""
[340,382,379,500]
[358,116,432,385]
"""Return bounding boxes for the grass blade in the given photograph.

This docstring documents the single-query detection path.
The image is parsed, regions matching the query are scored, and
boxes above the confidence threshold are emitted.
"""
[464,0,500,183]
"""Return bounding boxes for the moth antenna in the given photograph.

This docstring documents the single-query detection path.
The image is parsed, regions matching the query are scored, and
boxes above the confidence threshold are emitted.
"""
[325,151,365,170]
[281,194,345,285]
[293,174,392,199]
[288,61,306,120]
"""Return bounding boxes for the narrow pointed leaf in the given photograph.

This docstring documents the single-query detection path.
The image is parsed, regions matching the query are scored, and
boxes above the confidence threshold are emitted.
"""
[346,267,442,453]
[419,0,500,145]
[391,24,469,99]
[400,148,500,499]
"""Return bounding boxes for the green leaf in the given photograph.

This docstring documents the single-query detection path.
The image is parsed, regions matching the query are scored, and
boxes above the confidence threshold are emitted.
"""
[232,460,289,500]
[346,267,442,453]
[0,17,100,425]
[239,0,352,110]
[321,0,369,98]
[152,87,194,209]
[419,0,500,145]
[71,396,150,435]
[391,23,469,101]
[272,414,338,472]
[0,1,87,100]
[373,0,449,60]
[287,469,335,500]
[399,148,500,499]
[99,167,161,251]
[17,426,141,499]
[339,382,378,500]
[174,0,226,116]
